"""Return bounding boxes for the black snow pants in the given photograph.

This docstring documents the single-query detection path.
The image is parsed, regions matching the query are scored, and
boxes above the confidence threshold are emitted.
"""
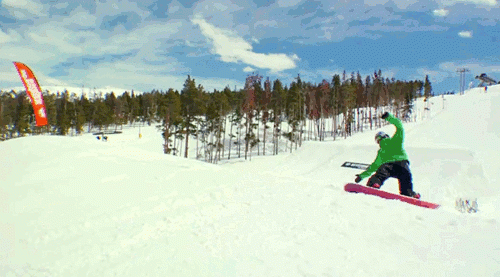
[367,160,415,196]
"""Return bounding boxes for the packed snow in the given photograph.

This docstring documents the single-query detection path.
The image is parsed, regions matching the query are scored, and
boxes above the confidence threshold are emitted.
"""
[1,86,500,276]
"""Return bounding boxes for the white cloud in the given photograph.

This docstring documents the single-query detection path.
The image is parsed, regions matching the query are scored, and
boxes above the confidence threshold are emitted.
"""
[0,0,251,94]
[0,29,20,44]
[192,0,244,29]
[433,9,450,16]
[100,21,183,55]
[412,61,499,87]
[191,16,298,72]
[11,11,28,19]
[0,45,57,64]
[277,0,303,8]
[363,0,420,9]
[438,61,500,76]
[213,3,229,11]
[168,5,180,14]
[95,0,150,19]
[1,0,46,17]
[458,30,473,38]
[291,54,300,61]
[0,69,21,84]
[441,0,498,6]
[66,61,241,93]
[415,68,452,83]
[243,66,255,72]
[54,2,69,9]
[62,8,98,28]
[254,20,278,28]
[28,28,83,54]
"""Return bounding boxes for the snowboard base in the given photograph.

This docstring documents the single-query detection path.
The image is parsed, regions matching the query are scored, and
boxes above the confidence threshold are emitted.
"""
[341,161,369,170]
[344,183,440,209]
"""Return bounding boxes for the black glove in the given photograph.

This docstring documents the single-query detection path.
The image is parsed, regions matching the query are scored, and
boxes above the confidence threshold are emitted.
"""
[355,175,362,183]
[381,112,390,119]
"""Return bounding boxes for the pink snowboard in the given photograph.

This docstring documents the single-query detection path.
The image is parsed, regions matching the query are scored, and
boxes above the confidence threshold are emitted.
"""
[344,183,440,209]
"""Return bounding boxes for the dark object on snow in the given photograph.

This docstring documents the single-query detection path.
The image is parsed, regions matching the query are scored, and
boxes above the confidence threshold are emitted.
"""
[381,112,389,119]
[96,135,108,141]
[92,131,123,136]
[341,161,370,170]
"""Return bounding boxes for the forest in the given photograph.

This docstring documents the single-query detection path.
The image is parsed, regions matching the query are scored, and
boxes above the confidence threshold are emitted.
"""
[0,70,432,163]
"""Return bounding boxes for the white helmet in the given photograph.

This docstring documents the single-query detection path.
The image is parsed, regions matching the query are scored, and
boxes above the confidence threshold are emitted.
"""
[375,131,389,144]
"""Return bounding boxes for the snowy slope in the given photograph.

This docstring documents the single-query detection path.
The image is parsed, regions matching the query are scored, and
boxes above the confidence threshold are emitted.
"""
[1,86,500,277]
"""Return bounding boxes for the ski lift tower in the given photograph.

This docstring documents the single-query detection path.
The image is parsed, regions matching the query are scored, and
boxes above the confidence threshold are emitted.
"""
[456,68,470,95]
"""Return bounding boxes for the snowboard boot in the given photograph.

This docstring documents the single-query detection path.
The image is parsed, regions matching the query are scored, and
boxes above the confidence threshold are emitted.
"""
[368,183,381,189]
[402,190,420,199]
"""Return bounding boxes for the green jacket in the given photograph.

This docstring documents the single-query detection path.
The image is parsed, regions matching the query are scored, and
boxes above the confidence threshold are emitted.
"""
[358,113,409,180]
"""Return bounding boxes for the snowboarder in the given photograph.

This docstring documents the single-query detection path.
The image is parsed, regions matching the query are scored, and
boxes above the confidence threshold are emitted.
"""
[354,112,420,199]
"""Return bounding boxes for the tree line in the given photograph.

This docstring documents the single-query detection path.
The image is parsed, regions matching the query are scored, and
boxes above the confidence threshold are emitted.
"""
[0,70,432,163]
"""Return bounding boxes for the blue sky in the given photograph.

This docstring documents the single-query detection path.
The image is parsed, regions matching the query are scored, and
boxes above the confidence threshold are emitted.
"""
[0,0,499,95]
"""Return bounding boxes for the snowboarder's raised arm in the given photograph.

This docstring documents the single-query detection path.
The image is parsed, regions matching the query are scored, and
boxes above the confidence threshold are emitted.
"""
[383,112,404,143]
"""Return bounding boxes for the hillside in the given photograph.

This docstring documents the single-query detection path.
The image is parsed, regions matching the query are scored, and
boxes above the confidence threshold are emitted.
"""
[1,86,500,277]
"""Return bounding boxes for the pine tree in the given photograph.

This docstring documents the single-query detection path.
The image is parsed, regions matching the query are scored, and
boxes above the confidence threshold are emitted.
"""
[129,91,141,126]
[140,92,155,126]
[285,81,302,152]
[242,74,261,160]
[55,91,72,135]
[228,100,244,159]
[0,91,16,140]
[364,75,372,130]
[0,92,5,140]
[315,80,329,141]
[342,76,357,138]
[104,92,118,130]
[92,97,111,131]
[371,70,383,128]
[215,91,230,162]
[260,78,272,155]
[202,90,230,163]
[423,75,432,115]
[180,75,205,158]
[330,74,342,140]
[41,92,56,134]
[157,89,181,154]
[221,86,233,159]
[74,104,86,135]
[401,81,416,121]
[424,75,432,100]
[13,92,31,137]
[226,88,236,160]
[270,79,284,155]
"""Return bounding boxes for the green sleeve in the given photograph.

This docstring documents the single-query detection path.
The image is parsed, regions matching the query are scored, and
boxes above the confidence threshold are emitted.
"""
[359,150,383,180]
[386,113,404,143]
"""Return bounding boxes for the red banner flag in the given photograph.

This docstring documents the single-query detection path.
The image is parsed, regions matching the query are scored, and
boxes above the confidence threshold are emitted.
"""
[13,62,48,127]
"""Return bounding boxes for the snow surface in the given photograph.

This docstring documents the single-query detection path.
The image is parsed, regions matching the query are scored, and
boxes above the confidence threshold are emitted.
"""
[1,86,500,276]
